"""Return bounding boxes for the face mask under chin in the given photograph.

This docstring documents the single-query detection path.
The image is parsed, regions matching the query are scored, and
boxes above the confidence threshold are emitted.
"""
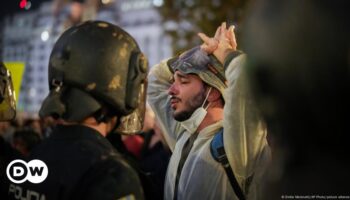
[180,87,212,133]
[173,108,196,122]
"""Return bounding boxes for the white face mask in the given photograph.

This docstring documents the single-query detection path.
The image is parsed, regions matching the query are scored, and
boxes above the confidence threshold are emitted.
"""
[181,87,212,133]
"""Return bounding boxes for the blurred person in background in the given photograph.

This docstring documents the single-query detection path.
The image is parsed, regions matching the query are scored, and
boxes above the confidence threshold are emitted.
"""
[7,21,148,200]
[121,133,144,159]
[139,118,171,200]
[40,116,58,138]
[241,0,349,197]
[61,1,84,30]
[12,129,41,157]
[121,105,157,159]
[0,121,15,143]
[22,117,42,137]
[136,106,171,200]
[52,0,101,32]
[107,105,171,200]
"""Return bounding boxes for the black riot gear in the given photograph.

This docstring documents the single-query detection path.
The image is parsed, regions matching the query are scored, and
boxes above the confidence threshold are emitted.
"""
[40,21,148,133]
[7,21,147,200]
[0,62,16,121]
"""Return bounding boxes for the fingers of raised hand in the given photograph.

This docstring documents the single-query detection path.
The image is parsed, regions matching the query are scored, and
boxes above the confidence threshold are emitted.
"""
[227,25,237,49]
[220,22,227,33]
[198,32,211,43]
[214,26,221,40]
[198,33,218,53]
[219,22,228,41]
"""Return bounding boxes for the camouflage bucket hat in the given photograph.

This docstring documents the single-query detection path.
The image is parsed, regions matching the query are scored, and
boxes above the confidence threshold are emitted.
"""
[168,46,227,97]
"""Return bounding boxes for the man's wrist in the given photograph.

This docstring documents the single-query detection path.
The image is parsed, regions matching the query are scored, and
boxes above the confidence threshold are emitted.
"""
[223,50,243,70]
[214,49,233,64]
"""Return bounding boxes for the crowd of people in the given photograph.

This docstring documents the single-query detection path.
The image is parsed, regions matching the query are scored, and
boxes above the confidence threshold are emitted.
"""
[1,0,349,199]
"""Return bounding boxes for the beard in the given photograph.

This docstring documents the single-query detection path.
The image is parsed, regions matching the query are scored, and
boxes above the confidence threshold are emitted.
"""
[173,86,207,122]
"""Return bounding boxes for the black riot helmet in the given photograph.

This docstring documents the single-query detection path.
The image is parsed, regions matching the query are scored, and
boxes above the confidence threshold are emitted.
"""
[40,21,148,134]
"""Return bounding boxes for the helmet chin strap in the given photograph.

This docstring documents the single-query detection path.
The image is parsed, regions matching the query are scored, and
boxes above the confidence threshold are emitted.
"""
[108,115,121,135]
[202,87,212,110]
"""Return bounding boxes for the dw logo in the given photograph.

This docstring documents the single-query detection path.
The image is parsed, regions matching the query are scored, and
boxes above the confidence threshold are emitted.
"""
[6,159,48,184]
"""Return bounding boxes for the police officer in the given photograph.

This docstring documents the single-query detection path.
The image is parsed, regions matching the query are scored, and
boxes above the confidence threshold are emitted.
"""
[7,21,148,200]
[0,62,16,122]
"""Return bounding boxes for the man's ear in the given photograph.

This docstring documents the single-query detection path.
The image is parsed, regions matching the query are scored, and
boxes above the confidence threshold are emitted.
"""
[207,87,221,102]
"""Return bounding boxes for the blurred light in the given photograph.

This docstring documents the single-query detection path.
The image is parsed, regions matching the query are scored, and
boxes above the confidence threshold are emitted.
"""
[185,0,195,7]
[25,1,31,10]
[29,88,36,98]
[121,0,152,11]
[178,38,187,48]
[19,0,27,9]
[41,31,50,42]
[101,0,111,5]
[212,0,221,7]
[206,12,215,20]
[179,20,192,31]
[164,20,178,31]
[153,0,163,7]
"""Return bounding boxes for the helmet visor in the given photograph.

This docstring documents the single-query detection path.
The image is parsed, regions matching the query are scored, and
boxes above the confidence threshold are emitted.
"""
[116,81,147,135]
[0,67,16,121]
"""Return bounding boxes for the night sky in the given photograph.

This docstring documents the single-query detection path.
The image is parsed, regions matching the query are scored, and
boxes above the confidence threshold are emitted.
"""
[0,0,50,21]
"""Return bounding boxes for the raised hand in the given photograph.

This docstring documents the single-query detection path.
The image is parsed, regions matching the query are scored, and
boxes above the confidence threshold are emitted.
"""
[198,28,220,54]
[198,22,237,64]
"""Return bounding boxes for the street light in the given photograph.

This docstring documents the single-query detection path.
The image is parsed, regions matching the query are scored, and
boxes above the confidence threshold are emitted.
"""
[41,31,49,42]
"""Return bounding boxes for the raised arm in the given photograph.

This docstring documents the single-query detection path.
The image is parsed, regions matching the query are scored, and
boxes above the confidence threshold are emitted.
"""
[199,23,270,197]
[147,60,181,151]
